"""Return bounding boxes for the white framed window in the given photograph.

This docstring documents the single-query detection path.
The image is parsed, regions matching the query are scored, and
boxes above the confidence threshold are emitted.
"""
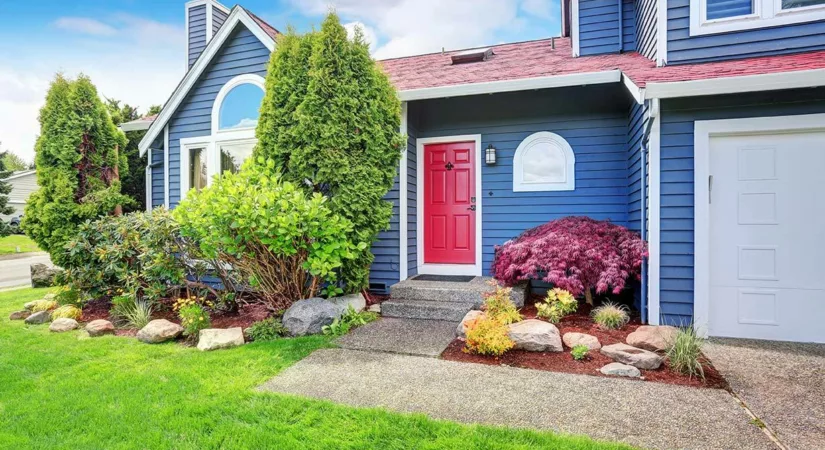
[179,73,265,201]
[512,132,575,192]
[691,0,825,35]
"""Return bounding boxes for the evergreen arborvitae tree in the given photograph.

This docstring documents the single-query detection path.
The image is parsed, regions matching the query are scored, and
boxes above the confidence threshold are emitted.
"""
[24,74,131,266]
[256,13,404,292]
[0,152,15,237]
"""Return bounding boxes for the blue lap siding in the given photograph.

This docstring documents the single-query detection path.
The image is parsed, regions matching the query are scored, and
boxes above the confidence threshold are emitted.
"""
[658,87,825,324]
[187,4,207,68]
[579,0,637,55]
[636,0,658,60]
[213,6,228,34]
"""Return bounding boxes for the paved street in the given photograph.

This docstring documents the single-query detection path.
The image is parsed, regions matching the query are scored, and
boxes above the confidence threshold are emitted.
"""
[0,252,52,289]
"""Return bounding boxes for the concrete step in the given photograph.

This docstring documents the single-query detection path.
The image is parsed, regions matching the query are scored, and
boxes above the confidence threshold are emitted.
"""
[381,299,475,322]
[389,276,528,308]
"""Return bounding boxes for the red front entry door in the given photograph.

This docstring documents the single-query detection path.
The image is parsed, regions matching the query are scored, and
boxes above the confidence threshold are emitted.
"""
[424,141,476,264]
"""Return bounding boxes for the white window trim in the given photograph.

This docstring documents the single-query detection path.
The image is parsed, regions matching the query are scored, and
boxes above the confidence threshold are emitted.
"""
[211,73,266,134]
[692,113,825,337]
[512,132,575,192]
[416,134,483,277]
[690,0,825,36]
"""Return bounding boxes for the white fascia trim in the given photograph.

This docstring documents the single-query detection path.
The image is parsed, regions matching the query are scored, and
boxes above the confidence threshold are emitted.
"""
[399,102,409,282]
[645,68,825,100]
[647,99,661,326]
[656,0,668,66]
[120,119,153,132]
[4,170,36,181]
[139,6,275,157]
[397,70,621,102]
[145,146,152,211]
[571,0,581,57]
[693,113,825,336]
[622,75,645,105]
[416,134,483,277]
[211,74,265,134]
[163,125,170,208]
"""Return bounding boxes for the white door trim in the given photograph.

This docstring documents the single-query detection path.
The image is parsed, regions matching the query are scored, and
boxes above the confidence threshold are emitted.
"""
[693,113,825,336]
[416,134,483,276]
[399,102,408,281]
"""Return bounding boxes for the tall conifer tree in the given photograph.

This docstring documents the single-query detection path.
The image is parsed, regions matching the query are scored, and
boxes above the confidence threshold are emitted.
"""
[0,151,15,237]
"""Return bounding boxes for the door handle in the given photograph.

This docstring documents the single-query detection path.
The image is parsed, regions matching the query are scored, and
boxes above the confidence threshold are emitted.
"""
[467,205,476,211]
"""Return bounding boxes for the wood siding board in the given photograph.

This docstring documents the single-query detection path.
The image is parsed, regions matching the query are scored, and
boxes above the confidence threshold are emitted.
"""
[188,4,207,68]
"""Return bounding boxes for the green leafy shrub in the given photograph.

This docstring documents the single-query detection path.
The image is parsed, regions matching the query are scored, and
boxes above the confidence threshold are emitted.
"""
[63,208,184,305]
[571,344,590,361]
[666,326,705,380]
[482,282,522,325]
[178,304,211,339]
[174,159,362,310]
[322,306,378,337]
[464,317,514,357]
[536,288,578,323]
[111,295,153,329]
[51,305,82,320]
[246,317,287,342]
[255,13,405,292]
[591,302,630,330]
[54,286,82,306]
[30,299,58,312]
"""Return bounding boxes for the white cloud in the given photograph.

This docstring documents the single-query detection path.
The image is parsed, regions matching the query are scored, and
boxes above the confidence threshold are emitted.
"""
[344,21,378,49]
[54,17,117,36]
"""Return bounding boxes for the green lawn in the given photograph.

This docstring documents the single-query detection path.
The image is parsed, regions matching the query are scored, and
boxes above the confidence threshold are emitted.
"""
[0,288,633,450]
[0,234,41,254]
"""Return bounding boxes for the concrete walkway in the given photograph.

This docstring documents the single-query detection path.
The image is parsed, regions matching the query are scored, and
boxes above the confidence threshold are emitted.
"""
[336,318,457,357]
[0,252,51,289]
[704,338,825,450]
[260,348,774,450]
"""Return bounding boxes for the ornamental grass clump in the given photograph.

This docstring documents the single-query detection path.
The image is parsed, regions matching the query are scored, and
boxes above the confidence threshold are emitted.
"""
[666,326,706,380]
[536,288,578,324]
[464,317,514,357]
[111,295,153,329]
[30,299,58,312]
[51,305,82,321]
[591,302,630,330]
[482,282,522,325]
[491,217,647,305]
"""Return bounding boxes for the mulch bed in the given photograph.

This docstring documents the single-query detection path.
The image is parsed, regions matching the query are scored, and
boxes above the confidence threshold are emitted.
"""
[441,296,728,390]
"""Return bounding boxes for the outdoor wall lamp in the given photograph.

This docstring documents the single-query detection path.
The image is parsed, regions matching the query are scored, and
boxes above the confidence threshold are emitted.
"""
[485,144,497,165]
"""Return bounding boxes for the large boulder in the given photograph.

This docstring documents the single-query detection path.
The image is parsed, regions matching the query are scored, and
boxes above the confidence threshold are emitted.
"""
[328,293,366,313]
[507,319,563,352]
[600,362,641,378]
[600,343,664,370]
[282,298,342,336]
[30,263,62,288]
[197,328,245,351]
[626,325,679,352]
[136,319,183,344]
[49,318,79,333]
[24,311,51,325]
[562,332,601,350]
[86,319,115,337]
[456,310,485,338]
[9,310,31,320]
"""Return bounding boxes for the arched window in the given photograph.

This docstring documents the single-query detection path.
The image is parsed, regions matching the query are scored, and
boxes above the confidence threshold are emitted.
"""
[212,74,265,132]
[512,132,575,192]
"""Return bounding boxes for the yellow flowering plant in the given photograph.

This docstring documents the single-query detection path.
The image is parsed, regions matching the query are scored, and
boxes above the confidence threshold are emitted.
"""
[178,304,211,339]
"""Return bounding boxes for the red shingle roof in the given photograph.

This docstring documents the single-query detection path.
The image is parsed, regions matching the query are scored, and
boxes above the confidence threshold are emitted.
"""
[379,37,825,91]
[243,7,281,40]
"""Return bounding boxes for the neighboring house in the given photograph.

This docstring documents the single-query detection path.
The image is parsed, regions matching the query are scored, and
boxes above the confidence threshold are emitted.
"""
[135,0,825,343]
[2,170,37,222]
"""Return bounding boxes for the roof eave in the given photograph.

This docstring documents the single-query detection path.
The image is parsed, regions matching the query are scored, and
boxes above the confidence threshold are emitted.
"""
[643,67,825,100]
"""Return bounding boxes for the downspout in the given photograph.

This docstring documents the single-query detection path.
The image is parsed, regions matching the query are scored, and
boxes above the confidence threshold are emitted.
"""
[640,101,654,323]
[617,0,624,53]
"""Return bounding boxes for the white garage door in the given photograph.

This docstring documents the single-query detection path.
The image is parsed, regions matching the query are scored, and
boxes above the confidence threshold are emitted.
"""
[709,131,825,343]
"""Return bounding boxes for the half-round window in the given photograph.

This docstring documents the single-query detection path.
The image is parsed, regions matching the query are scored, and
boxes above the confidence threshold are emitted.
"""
[512,132,575,192]
[217,80,264,131]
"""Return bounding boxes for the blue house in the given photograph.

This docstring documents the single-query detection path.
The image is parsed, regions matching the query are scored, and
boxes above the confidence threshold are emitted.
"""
[133,0,825,344]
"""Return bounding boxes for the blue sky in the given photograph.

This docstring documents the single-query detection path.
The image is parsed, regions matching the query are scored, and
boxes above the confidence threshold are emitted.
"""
[0,0,560,163]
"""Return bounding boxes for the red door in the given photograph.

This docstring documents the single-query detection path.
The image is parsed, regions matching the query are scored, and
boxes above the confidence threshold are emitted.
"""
[424,141,476,264]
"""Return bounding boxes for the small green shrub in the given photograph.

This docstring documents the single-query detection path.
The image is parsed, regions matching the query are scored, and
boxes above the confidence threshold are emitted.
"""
[464,317,514,357]
[111,295,153,329]
[179,304,211,339]
[54,287,82,306]
[322,306,378,337]
[591,302,630,330]
[571,344,590,361]
[246,317,287,342]
[51,305,82,320]
[30,299,58,312]
[482,282,522,325]
[666,326,705,380]
[536,288,578,323]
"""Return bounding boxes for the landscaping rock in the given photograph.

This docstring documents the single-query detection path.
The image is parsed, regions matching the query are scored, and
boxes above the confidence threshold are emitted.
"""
[507,319,563,352]
[197,328,245,351]
[282,297,342,336]
[30,263,62,288]
[136,319,183,344]
[562,332,601,350]
[600,362,641,378]
[43,293,57,300]
[24,311,51,325]
[49,318,79,332]
[329,293,366,313]
[600,343,664,370]
[23,301,37,311]
[9,310,30,320]
[626,325,679,352]
[456,310,485,338]
[368,304,381,314]
[86,319,115,337]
